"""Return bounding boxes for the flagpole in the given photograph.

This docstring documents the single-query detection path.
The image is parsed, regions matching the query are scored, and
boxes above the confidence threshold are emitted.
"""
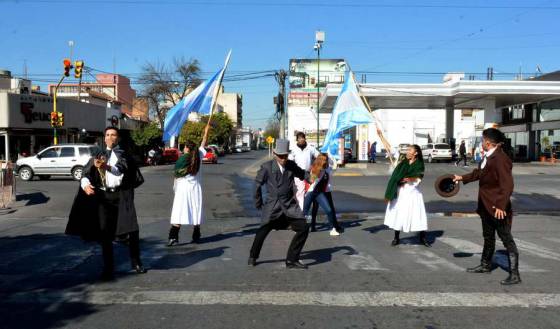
[202,50,232,147]
[351,72,395,166]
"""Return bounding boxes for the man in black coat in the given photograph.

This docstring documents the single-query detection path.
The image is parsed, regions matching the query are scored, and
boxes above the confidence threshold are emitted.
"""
[66,127,146,280]
[248,139,310,269]
[455,140,467,167]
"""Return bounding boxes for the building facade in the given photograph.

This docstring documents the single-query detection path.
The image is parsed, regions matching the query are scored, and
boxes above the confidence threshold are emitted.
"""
[216,91,242,128]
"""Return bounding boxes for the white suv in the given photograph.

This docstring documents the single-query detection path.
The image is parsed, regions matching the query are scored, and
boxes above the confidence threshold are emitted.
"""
[16,144,100,181]
[422,143,452,163]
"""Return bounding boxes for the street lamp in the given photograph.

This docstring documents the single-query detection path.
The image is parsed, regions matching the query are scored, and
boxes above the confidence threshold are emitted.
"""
[315,30,324,147]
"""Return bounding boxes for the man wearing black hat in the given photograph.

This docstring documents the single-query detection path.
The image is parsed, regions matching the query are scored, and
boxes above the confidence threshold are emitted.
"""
[454,128,520,285]
[249,139,310,269]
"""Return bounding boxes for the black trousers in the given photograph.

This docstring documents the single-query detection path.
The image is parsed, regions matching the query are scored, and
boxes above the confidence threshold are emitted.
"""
[479,207,518,265]
[250,215,310,262]
[456,154,467,166]
[99,191,141,272]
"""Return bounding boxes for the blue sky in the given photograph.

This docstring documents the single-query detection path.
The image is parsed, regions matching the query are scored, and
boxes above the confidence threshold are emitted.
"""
[1,0,558,129]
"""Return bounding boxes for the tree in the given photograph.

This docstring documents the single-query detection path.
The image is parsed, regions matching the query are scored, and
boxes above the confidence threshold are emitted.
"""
[138,57,202,128]
[131,121,163,147]
[179,112,234,147]
[263,117,280,140]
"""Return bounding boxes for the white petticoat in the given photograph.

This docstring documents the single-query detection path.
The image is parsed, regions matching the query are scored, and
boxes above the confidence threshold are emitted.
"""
[170,174,203,225]
[384,182,428,233]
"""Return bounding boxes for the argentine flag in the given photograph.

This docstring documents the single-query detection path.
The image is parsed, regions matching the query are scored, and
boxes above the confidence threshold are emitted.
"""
[162,68,223,142]
[320,71,374,158]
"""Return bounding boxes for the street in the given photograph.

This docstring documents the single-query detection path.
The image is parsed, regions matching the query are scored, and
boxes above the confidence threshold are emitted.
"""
[1,150,560,328]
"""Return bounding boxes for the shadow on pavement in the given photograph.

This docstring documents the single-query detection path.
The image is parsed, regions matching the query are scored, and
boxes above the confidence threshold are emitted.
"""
[151,246,230,270]
[15,192,50,206]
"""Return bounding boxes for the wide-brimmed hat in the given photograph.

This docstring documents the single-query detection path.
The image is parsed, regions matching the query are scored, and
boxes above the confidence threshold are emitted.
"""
[435,174,460,198]
[273,139,290,155]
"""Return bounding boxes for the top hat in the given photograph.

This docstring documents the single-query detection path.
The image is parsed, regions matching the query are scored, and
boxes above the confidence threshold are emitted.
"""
[273,139,290,155]
[435,174,460,198]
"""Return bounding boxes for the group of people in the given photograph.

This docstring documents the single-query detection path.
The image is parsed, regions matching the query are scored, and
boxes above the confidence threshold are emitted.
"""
[66,126,521,286]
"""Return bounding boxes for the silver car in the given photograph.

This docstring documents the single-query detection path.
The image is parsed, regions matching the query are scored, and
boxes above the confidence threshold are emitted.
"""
[16,144,99,181]
[422,143,452,163]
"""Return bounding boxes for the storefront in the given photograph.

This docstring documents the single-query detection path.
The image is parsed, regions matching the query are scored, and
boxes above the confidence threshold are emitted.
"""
[0,91,107,162]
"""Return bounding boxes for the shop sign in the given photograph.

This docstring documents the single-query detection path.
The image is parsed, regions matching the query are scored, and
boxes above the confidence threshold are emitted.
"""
[20,102,50,124]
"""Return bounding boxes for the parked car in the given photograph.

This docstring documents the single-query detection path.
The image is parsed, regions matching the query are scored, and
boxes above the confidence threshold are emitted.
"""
[208,144,225,156]
[422,143,452,163]
[202,148,218,164]
[161,148,180,164]
[343,148,355,163]
[16,144,100,181]
[207,145,221,157]
[398,143,411,155]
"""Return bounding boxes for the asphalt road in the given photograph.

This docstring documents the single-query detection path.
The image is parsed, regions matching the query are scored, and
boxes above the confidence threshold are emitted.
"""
[1,150,560,329]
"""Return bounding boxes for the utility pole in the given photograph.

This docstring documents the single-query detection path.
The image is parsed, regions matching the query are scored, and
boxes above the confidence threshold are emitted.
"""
[315,30,325,147]
[274,70,287,139]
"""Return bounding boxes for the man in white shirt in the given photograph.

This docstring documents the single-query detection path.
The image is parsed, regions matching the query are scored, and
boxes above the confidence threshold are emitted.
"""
[289,132,319,209]
[67,127,146,281]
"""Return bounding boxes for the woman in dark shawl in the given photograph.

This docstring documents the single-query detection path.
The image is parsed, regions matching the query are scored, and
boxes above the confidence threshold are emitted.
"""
[383,144,430,247]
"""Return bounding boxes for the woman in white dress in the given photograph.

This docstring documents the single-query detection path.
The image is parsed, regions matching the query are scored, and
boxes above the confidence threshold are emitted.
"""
[167,138,207,246]
[383,144,430,247]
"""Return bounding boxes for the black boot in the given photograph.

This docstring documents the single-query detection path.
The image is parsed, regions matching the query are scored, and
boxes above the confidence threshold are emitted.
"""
[391,231,400,246]
[419,231,431,247]
[167,225,180,247]
[501,253,521,285]
[192,225,201,243]
[467,261,492,273]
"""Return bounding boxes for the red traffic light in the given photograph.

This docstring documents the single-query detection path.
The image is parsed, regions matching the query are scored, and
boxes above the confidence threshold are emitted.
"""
[63,58,73,77]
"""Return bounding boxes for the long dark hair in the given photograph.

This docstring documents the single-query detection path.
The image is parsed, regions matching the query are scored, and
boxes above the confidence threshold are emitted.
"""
[411,144,423,163]
[184,140,201,176]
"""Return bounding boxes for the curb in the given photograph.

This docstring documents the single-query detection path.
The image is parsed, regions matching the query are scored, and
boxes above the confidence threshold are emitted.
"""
[241,154,270,178]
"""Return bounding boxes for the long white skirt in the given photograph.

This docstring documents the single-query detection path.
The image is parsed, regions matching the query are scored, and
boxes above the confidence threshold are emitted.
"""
[170,175,203,226]
[384,183,428,233]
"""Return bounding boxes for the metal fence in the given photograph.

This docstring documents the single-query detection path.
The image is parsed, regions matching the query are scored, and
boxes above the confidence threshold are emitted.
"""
[0,162,16,208]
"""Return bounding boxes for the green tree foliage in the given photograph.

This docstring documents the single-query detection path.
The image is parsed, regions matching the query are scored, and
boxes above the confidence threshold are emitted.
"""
[179,112,234,146]
[131,121,162,147]
[263,117,280,139]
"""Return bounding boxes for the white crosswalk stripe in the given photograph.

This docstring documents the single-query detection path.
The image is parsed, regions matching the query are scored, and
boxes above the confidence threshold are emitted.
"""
[515,238,560,262]
[344,252,389,271]
[401,246,464,271]
[437,237,547,273]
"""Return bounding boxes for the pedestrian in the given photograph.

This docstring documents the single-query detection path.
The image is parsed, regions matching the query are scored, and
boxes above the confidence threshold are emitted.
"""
[249,139,310,269]
[369,141,377,163]
[304,153,342,236]
[167,131,209,246]
[66,127,146,281]
[453,128,520,285]
[455,140,467,167]
[148,147,156,166]
[383,144,430,247]
[289,132,319,210]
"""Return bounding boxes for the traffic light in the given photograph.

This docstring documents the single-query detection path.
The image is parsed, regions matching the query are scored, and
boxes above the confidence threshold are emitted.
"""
[74,60,84,79]
[63,59,72,77]
[57,112,64,127]
[50,112,59,127]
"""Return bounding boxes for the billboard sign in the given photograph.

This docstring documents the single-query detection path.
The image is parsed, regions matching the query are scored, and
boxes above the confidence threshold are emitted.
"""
[288,59,346,105]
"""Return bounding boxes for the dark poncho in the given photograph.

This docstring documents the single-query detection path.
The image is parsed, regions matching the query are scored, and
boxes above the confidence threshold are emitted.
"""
[384,159,425,201]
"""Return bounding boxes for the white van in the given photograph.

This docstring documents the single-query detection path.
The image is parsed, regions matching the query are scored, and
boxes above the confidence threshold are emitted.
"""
[422,143,452,163]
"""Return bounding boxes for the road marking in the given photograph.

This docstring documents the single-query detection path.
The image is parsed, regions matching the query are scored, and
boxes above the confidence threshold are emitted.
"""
[544,237,560,244]
[515,239,560,262]
[3,290,560,308]
[438,237,547,273]
[400,246,464,271]
[344,253,389,271]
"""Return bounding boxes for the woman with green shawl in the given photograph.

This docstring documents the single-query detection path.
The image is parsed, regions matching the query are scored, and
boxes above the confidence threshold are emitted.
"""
[167,134,208,246]
[383,144,430,247]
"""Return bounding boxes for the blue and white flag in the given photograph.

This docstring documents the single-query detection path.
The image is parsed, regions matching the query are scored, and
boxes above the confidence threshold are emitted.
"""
[163,51,232,142]
[320,71,374,158]
[162,68,223,142]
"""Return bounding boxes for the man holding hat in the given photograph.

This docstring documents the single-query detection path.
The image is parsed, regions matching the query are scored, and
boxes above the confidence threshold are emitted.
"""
[453,128,520,285]
[249,139,310,269]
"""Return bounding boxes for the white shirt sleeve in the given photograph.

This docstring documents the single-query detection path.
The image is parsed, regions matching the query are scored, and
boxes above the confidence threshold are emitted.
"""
[80,177,91,190]
[199,146,207,157]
